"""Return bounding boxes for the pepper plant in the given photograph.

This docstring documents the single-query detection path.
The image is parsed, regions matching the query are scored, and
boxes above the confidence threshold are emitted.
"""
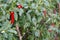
[0,0,60,40]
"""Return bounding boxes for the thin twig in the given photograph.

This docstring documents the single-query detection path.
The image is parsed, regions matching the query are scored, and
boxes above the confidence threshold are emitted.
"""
[16,23,22,40]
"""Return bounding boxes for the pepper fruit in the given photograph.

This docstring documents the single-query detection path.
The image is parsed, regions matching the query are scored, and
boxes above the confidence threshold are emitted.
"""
[17,4,23,9]
[10,11,15,24]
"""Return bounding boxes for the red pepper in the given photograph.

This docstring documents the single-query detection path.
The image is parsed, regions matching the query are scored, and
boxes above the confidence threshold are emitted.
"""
[10,11,14,24]
[17,4,23,9]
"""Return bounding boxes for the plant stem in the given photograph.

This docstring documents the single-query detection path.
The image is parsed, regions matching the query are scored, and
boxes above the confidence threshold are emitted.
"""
[16,23,22,40]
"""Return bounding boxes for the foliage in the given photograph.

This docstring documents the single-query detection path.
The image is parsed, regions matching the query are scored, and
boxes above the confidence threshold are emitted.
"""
[0,0,60,40]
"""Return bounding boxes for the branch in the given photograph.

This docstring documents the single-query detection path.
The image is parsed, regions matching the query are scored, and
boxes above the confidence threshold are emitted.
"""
[16,23,22,40]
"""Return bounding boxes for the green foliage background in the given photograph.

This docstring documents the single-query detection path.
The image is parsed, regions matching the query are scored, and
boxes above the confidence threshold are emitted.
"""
[0,0,60,40]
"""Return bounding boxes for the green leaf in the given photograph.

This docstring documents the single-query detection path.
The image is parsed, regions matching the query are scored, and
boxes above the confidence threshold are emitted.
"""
[34,30,40,37]
[26,13,31,22]
[19,9,24,16]
[8,29,17,34]
[14,12,18,21]
[32,17,37,26]
[3,33,8,38]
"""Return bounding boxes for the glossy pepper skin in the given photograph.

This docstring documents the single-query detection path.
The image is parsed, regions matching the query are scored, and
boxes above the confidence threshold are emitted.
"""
[10,11,14,24]
[17,4,23,9]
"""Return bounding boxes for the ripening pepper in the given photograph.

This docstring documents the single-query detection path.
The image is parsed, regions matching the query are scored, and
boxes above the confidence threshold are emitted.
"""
[10,11,14,24]
[17,4,23,9]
